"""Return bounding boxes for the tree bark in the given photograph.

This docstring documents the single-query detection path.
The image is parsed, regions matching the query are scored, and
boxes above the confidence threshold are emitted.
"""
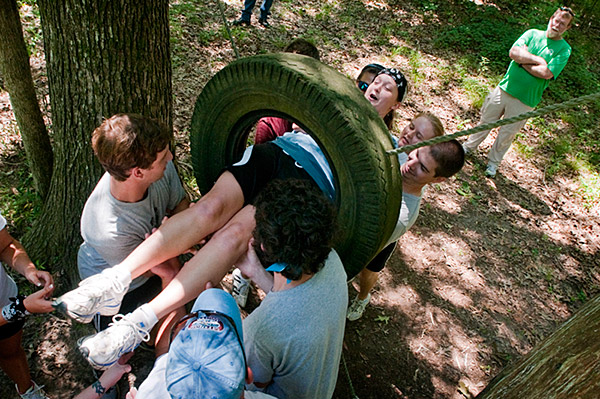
[0,0,53,199]
[28,0,172,285]
[476,294,600,399]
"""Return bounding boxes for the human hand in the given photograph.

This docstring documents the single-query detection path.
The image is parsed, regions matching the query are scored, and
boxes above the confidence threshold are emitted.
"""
[23,284,55,314]
[125,387,137,399]
[150,257,181,282]
[25,268,53,288]
[235,239,263,279]
[98,352,134,391]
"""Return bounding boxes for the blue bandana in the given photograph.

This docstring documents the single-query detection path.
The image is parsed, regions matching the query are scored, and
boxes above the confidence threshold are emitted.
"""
[266,263,292,284]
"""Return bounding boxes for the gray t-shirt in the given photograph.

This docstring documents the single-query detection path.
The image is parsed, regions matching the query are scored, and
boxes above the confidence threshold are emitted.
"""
[0,212,18,307]
[243,250,348,399]
[78,161,186,290]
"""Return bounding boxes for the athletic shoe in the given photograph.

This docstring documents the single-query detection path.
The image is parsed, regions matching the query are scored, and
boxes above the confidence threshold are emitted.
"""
[258,18,270,27]
[53,268,129,324]
[17,381,49,399]
[485,163,497,178]
[462,143,472,155]
[78,313,150,370]
[346,293,371,321]
[232,18,250,26]
[231,268,251,308]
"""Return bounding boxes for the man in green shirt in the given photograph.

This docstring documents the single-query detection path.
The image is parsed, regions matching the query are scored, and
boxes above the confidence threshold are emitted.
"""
[463,7,574,177]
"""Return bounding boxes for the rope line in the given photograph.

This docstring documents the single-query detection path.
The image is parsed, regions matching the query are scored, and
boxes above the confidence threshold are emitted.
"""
[387,90,600,155]
[215,0,240,60]
[342,352,360,399]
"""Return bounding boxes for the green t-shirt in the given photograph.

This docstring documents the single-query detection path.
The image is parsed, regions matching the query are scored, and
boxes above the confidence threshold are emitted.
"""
[499,29,571,108]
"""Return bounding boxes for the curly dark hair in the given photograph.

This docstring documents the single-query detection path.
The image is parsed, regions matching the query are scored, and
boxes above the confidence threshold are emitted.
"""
[252,179,337,281]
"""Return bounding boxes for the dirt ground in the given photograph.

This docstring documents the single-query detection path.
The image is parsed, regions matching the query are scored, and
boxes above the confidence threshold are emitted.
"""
[1,1,599,398]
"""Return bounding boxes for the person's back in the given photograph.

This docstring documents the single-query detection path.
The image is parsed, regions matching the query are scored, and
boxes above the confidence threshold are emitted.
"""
[240,179,347,399]
[244,250,346,398]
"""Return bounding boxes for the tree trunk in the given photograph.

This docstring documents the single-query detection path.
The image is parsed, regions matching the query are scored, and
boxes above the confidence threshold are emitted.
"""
[27,0,172,286]
[0,0,53,199]
[476,294,600,399]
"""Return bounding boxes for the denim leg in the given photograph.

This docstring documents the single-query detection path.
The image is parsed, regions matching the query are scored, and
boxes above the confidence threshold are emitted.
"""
[241,0,256,21]
[259,0,274,20]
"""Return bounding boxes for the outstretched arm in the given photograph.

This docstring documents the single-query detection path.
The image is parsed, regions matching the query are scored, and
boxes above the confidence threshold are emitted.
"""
[0,227,53,288]
[509,45,554,79]
[73,353,133,399]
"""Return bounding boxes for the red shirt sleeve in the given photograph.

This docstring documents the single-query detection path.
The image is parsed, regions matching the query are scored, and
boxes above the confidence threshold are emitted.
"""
[254,117,293,144]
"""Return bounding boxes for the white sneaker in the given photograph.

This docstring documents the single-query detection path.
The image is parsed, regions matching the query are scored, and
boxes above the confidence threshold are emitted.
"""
[462,143,472,155]
[485,163,497,178]
[17,381,49,399]
[78,313,150,370]
[346,294,371,321]
[231,268,251,308]
[53,268,130,323]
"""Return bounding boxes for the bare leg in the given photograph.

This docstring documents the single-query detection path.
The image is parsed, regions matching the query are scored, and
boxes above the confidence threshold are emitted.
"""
[119,171,245,279]
[0,330,33,393]
[149,257,187,357]
[149,205,257,319]
[357,268,379,300]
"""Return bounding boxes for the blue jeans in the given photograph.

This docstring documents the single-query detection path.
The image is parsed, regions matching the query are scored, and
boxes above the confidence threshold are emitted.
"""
[241,0,273,21]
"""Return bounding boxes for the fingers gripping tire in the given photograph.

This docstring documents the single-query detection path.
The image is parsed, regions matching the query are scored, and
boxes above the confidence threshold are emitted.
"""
[190,53,401,279]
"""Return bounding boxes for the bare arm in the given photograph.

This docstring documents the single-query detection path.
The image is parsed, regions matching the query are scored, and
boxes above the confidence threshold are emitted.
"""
[73,354,133,399]
[236,239,274,293]
[0,228,53,287]
[509,45,554,79]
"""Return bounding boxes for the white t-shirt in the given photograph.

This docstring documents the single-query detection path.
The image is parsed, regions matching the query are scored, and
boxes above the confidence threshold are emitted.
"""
[136,354,276,399]
[0,212,18,307]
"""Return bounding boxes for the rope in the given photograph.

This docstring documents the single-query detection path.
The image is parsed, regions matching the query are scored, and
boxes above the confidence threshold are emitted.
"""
[342,352,360,399]
[387,90,600,155]
[215,0,240,60]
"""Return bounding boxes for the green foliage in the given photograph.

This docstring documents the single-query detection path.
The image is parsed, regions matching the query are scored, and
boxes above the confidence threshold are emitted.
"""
[434,6,519,73]
[462,77,490,109]
[0,168,42,240]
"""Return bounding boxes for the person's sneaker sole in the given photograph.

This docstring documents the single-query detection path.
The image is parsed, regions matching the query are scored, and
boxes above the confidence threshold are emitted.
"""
[53,294,120,324]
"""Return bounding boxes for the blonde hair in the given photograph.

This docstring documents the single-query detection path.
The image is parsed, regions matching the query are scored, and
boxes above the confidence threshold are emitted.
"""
[413,112,444,138]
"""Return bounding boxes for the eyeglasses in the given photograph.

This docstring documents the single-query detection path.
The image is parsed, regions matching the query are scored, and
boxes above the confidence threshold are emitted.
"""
[358,80,369,92]
[560,6,575,18]
[169,309,248,378]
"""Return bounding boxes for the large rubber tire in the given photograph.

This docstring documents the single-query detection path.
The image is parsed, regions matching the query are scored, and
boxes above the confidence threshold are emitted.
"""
[190,53,401,279]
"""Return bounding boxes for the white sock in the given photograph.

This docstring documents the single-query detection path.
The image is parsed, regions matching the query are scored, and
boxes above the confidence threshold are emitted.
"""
[130,304,159,332]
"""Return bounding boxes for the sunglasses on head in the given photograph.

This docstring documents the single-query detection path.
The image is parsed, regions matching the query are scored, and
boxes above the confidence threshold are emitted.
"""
[560,6,575,18]
[170,309,248,378]
[358,80,370,92]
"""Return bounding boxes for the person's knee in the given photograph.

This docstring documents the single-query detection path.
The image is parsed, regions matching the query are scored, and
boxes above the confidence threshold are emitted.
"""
[212,221,252,252]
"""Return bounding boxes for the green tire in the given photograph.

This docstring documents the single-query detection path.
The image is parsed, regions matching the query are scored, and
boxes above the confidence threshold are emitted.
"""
[190,53,401,279]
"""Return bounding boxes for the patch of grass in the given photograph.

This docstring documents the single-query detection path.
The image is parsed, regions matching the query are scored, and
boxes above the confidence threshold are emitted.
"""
[462,77,489,109]
[0,168,42,240]
[513,132,535,159]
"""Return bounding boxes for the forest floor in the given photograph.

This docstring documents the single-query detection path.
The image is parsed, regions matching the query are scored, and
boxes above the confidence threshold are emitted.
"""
[1,1,599,398]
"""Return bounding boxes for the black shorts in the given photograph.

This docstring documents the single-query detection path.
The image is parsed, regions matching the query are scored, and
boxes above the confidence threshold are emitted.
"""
[0,317,25,340]
[365,242,396,273]
[95,275,163,332]
[225,142,318,205]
